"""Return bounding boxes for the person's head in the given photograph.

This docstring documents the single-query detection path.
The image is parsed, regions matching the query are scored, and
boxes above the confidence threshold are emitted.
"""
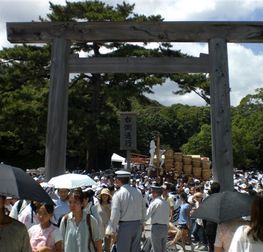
[248,193,263,241]
[36,203,54,226]
[99,188,112,204]
[151,186,163,199]
[115,170,131,186]
[68,188,84,213]
[107,184,115,195]
[130,179,136,187]
[116,177,130,186]
[190,186,196,195]
[83,189,95,207]
[180,192,188,202]
[209,182,220,195]
[31,201,42,213]
[57,188,70,201]
[162,183,171,196]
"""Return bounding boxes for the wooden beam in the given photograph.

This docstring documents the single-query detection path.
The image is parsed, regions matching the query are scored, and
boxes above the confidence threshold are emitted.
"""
[7,21,263,43]
[68,54,210,73]
[209,38,234,191]
[45,38,70,180]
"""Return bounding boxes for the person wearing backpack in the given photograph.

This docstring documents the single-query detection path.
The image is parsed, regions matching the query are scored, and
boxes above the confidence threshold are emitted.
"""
[9,199,28,219]
[59,188,102,252]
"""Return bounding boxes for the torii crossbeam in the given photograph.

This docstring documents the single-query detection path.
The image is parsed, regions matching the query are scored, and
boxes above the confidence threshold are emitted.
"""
[7,21,263,190]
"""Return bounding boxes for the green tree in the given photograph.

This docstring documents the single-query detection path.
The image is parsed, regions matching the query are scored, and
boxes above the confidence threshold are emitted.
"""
[232,88,263,169]
[181,124,212,158]
[0,45,50,168]
[170,73,210,104]
[42,1,202,170]
[0,1,213,171]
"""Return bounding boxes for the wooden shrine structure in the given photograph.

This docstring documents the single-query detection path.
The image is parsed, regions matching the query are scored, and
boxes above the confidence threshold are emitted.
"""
[6,21,263,190]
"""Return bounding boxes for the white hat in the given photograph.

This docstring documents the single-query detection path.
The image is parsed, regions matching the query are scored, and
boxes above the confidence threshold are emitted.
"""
[184,187,190,194]
[240,183,247,189]
[151,185,163,192]
[115,170,131,178]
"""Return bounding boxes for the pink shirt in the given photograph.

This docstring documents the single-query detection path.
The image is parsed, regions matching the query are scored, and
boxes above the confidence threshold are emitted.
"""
[28,223,62,250]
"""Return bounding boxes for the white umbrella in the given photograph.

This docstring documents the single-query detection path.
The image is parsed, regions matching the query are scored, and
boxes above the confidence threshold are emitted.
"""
[48,173,96,189]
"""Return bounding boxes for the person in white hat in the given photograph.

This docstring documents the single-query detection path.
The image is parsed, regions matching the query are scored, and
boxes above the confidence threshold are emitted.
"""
[106,170,146,252]
[97,188,112,252]
[146,185,170,252]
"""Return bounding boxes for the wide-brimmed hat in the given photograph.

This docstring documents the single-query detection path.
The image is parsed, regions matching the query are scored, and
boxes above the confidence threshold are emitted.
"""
[100,188,112,199]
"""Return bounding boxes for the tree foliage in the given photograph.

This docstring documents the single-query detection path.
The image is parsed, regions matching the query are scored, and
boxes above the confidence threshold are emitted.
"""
[231,88,263,169]
[0,45,50,168]
[0,1,262,172]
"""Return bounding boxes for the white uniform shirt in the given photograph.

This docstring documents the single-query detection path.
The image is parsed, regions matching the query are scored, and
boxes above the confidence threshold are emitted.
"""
[108,184,146,233]
[146,196,170,225]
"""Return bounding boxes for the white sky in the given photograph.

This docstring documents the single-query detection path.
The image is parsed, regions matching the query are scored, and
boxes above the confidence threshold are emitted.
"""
[1,0,263,106]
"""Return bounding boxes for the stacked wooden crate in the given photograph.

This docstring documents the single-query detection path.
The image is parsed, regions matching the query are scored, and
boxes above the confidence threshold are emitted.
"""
[192,157,202,178]
[183,155,192,175]
[162,150,211,181]
[174,152,183,177]
[201,157,211,180]
[164,149,174,172]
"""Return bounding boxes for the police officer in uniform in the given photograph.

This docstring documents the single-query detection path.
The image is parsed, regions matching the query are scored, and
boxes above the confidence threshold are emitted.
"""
[146,185,170,252]
[106,170,146,252]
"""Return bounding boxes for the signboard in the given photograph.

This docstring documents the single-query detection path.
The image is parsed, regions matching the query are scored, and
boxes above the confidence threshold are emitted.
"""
[120,112,137,150]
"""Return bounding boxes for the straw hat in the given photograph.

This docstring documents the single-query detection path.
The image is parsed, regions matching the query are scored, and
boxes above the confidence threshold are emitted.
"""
[100,188,112,199]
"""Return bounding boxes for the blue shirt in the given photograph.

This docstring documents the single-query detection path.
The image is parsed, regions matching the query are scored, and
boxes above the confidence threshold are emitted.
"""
[53,198,70,224]
[178,202,191,225]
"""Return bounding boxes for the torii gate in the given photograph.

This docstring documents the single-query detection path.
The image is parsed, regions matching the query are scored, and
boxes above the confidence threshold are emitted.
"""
[7,21,263,190]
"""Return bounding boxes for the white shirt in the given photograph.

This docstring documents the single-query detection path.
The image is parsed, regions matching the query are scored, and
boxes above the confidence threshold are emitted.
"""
[9,200,28,219]
[146,196,170,225]
[229,225,263,252]
[18,204,39,229]
[107,184,146,233]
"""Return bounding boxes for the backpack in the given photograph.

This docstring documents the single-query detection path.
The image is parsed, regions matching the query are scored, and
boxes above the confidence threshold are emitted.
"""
[16,199,25,215]
[63,213,97,252]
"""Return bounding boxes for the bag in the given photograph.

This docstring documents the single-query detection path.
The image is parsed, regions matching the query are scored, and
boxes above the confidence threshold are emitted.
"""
[17,200,24,214]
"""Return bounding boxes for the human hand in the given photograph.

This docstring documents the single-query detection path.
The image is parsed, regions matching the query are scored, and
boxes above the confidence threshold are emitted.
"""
[111,232,117,244]
[36,247,52,252]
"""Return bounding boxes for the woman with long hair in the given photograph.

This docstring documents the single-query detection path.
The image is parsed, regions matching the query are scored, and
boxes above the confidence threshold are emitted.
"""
[96,188,112,252]
[28,203,62,252]
[229,192,263,251]
[60,188,102,252]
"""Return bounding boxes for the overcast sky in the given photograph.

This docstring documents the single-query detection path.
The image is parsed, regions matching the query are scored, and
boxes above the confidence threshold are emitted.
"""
[1,0,263,106]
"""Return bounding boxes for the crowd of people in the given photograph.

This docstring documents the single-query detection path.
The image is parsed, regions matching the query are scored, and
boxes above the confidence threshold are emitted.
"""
[1,167,263,252]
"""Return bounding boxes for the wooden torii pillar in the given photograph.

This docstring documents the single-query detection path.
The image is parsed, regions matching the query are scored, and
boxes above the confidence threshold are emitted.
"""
[7,21,263,189]
[45,38,70,179]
